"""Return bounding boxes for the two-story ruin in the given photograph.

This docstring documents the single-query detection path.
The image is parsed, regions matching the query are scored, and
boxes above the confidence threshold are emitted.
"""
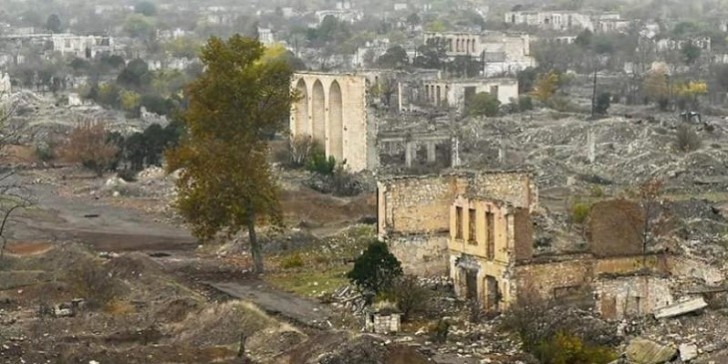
[378,171,721,319]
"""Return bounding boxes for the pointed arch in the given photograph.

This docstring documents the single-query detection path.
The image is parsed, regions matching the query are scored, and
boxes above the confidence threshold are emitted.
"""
[329,80,344,161]
[311,80,326,146]
[294,78,308,136]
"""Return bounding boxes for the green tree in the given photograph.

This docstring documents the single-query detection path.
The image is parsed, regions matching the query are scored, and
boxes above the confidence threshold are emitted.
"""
[595,92,611,115]
[117,59,151,89]
[467,92,500,117]
[681,42,702,65]
[377,46,409,69]
[347,240,403,294]
[166,35,294,273]
[46,14,62,33]
[134,1,157,17]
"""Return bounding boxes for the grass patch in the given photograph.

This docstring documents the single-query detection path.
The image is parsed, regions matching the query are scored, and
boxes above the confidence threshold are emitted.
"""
[265,266,350,298]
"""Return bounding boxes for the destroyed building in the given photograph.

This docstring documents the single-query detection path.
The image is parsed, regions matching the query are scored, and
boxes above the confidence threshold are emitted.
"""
[423,31,535,76]
[378,171,722,319]
[422,78,518,112]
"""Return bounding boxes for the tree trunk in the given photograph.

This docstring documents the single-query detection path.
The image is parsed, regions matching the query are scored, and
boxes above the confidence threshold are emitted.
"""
[247,210,264,274]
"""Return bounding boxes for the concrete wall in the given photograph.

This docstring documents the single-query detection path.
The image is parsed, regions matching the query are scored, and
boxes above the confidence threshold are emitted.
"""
[290,72,375,172]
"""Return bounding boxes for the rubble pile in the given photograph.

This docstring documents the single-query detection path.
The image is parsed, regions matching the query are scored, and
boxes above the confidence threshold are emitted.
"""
[457,112,728,191]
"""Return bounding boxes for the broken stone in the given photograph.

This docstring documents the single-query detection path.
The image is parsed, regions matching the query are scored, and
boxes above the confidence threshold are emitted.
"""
[679,343,698,362]
[625,338,677,364]
[654,297,708,319]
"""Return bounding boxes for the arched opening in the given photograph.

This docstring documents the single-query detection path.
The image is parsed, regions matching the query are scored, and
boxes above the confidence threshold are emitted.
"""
[329,81,344,162]
[436,85,441,106]
[294,78,308,136]
[312,80,325,147]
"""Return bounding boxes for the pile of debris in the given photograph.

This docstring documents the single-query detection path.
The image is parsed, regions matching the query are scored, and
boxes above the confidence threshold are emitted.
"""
[329,286,367,315]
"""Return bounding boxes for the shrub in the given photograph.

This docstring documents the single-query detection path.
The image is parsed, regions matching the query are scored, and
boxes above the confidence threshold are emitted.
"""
[34,142,55,163]
[429,319,450,343]
[518,95,533,111]
[391,275,431,321]
[331,165,362,196]
[306,144,336,175]
[467,92,500,117]
[347,240,403,294]
[589,186,605,198]
[64,259,122,308]
[595,92,611,115]
[281,253,304,269]
[60,121,119,176]
[533,331,617,364]
[570,202,591,225]
[289,135,313,167]
[675,124,702,152]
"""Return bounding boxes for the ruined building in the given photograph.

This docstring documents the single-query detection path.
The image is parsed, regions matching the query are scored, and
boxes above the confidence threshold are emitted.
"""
[378,172,719,319]
[422,78,518,112]
[290,72,378,172]
[423,31,535,76]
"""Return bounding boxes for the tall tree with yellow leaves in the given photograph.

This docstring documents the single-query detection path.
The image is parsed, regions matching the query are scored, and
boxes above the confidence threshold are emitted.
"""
[166,35,295,273]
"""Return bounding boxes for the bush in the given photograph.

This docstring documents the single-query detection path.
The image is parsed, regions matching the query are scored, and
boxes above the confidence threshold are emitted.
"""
[289,135,313,167]
[347,240,403,294]
[64,259,122,308]
[518,95,533,111]
[281,253,304,269]
[429,319,450,343]
[391,275,431,321]
[34,142,55,163]
[595,92,611,115]
[467,92,500,117]
[570,202,591,225]
[533,331,617,364]
[306,144,336,175]
[675,124,702,152]
[331,165,362,196]
[60,121,119,176]
[589,186,605,198]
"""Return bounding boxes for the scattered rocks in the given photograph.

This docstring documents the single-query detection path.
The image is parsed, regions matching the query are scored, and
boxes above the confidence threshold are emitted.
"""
[679,343,698,362]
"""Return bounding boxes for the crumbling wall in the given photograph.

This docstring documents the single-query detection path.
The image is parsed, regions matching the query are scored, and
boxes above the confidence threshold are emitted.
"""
[378,175,463,235]
[670,257,725,286]
[514,258,592,302]
[513,208,533,261]
[389,235,449,276]
[595,277,673,319]
[588,199,644,257]
[469,171,538,209]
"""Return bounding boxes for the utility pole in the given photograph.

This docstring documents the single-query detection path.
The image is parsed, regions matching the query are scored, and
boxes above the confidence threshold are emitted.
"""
[591,57,598,118]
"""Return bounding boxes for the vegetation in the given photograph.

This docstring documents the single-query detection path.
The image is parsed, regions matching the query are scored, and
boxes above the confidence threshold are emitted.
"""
[347,240,403,294]
[391,275,431,321]
[167,35,295,274]
[531,71,559,104]
[675,124,702,152]
[467,92,500,117]
[60,121,119,176]
[306,145,336,175]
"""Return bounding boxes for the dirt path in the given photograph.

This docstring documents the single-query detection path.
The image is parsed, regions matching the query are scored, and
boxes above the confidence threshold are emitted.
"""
[9,174,197,252]
[206,280,334,329]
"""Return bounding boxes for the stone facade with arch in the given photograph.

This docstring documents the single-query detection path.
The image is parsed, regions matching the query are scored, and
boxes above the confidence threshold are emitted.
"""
[290,72,378,172]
